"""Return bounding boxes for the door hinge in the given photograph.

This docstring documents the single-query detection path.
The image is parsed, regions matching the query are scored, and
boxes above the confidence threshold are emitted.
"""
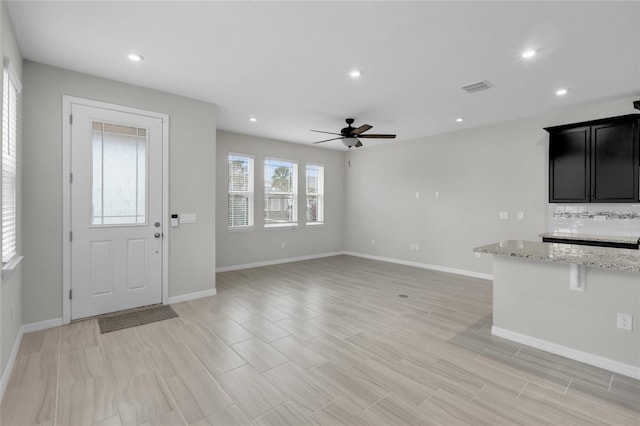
[69,114,73,125]
[69,172,73,183]
[69,231,73,242]
[69,289,72,299]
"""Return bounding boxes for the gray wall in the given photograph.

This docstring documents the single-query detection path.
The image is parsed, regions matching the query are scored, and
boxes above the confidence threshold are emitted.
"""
[216,131,345,269]
[22,61,217,324]
[344,96,640,276]
[493,256,639,368]
[1,0,23,383]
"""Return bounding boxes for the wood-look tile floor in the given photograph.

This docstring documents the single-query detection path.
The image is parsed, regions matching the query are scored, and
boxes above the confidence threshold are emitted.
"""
[2,255,639,425]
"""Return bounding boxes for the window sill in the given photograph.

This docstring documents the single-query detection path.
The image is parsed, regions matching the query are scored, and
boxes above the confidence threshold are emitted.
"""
[2,255,24,281]
[264,224,298,230]
[306,222,324,227]
[228,226,255,233]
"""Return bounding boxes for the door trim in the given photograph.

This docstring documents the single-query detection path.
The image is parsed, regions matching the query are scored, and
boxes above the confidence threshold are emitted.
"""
[62,96,170,324]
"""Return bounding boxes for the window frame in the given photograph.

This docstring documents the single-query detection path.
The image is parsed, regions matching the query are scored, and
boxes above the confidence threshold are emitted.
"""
[227,153,255,231]
[264,157,298,229]
[2,57,22,269]
[305,163,325,226]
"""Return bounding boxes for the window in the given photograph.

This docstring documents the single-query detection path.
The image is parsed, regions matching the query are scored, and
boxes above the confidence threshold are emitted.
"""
[264,158,297,227]
[306,164,324,224]
[92,122,147,225]
[228,154,254,229]
[2,57,21,264]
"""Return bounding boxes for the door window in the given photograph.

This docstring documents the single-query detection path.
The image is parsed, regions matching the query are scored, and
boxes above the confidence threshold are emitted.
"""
[91,121,147,225]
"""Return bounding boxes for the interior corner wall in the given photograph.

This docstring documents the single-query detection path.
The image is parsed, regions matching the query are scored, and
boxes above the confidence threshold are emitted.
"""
[22,61,217,324]
[1,0,24,384]
[216,131,345,269]
[344,96,639,276]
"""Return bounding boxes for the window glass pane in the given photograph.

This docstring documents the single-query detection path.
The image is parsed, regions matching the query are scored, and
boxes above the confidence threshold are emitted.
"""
[307,195,318,222]
[2,68,18,262]
[92,122,147,225]
[228,154,254,228]
[228,194,250,227]
[306,165,324,224]
[265,159,297,226]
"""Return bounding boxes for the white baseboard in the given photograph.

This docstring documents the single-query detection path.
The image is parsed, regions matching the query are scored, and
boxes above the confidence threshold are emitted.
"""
[1,328,22,399]
[492,326,640,379]
[1,317,63,399]
[166,288,217,304]
[21,318,64,333]
[215,251,347,273]
[344,251,493,281]
[215,250,492,281]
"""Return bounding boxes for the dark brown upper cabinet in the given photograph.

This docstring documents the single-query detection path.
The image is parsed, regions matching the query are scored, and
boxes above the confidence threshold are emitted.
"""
[546,114,640,203]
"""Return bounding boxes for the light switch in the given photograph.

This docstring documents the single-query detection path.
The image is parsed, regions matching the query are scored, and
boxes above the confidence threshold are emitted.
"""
[180,213,197,224]
[499,211,509,220]
[517,211,525,221]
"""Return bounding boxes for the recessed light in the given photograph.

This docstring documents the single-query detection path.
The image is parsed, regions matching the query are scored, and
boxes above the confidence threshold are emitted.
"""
[521,49,536,59]
[128,53,144,62]
[555,88,568,96]
[249,117,257,122]
[456,117,464,123]
[349,70,362,78]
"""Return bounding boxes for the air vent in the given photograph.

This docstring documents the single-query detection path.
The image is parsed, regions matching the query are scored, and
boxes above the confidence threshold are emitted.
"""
[461,80,494,94]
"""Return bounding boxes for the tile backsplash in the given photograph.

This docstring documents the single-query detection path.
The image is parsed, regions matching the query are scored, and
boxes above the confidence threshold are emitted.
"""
[550,204,640,237]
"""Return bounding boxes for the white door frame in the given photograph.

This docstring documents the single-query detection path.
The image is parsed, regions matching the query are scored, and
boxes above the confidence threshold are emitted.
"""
[62,96,170,325]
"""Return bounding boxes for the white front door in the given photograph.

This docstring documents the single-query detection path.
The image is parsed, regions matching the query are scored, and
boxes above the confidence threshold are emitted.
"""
[70,104,164,320]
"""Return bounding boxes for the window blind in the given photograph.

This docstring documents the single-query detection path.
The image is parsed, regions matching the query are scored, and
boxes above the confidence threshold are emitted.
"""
[264,158,297,226]
[2,58,20,264]
[306,164,324,224]
[228,154,254,228]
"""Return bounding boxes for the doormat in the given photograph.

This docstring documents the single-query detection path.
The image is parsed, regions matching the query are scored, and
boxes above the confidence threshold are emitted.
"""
[98,305,179,334]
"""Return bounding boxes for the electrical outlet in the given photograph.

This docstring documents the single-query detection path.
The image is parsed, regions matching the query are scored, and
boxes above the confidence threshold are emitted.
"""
[410,243,416,251]
[517,211,525,221]
[617,313,633,331]
[371,239,375,246]
[475,252,481,258]
[280,241,286,249]
[415,243,419,251]
[499,211,509,220]
[434,191,440,199]
[415,192,420,199]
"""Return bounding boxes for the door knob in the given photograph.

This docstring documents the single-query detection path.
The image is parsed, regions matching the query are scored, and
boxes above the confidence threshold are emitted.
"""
[154,233,161,238]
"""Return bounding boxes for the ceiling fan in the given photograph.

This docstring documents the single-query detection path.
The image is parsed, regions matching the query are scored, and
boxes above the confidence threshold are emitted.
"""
[311,118,396,148]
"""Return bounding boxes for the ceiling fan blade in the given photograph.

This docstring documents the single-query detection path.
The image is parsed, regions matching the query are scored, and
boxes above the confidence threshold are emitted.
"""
[310,130,343,136]
[351,124,372,135]
[357,134,396,139]
[313,136,345,144]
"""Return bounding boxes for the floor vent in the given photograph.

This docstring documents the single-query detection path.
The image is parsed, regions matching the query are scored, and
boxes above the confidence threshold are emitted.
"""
[461,80,493,93]
[398,294,409,298]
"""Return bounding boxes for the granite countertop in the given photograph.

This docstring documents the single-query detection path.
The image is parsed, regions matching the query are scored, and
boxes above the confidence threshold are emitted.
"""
[474,240,640,272]
[539,232,640,245]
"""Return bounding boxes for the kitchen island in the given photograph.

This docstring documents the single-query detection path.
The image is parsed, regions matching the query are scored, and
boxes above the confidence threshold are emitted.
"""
[474,240,640,379]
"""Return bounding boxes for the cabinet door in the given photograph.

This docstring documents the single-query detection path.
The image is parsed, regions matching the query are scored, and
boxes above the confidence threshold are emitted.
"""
[591,119,639,202]
[549,126,590,202]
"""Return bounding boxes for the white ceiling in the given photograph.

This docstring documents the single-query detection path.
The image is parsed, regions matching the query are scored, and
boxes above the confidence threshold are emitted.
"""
[6,1,640,150]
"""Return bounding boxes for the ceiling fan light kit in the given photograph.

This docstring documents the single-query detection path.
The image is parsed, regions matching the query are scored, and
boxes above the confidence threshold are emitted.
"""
[310,118,396,148]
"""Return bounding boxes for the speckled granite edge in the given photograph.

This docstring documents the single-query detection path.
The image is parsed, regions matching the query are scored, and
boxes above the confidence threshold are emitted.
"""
[474,240,640,272]
[539,232,640,245]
